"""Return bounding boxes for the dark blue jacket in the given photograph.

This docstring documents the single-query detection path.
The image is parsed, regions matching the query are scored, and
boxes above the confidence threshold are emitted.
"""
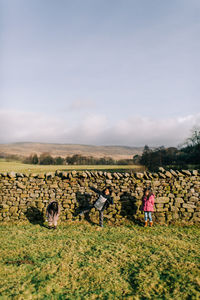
[89,186,113,211]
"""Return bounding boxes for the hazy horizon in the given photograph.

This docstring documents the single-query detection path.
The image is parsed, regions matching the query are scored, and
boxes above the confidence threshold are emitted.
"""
[0,140,182,150]
[1,0,199,147]
[0,141,144,148]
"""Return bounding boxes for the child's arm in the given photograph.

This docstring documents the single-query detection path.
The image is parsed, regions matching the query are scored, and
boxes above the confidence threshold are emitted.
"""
[150,195,155,205]
[89,186,102,195]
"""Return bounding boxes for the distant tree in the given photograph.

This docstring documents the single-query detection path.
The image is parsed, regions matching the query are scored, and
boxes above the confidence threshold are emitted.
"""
[54,156,64,165]
[185,129,200,147]
[139,145,177,171]
[65,154,116,165]
[32,154,39,164]
[148,149,162,171]
[180,128,200,164]
[133,154,140,164]
[140,145,152,167]
[24,153,38,164]
[135,129,200,171]
[162,147,178,165]
[117,159,133,165]
[39,153,54,165]
[23,156,31,164]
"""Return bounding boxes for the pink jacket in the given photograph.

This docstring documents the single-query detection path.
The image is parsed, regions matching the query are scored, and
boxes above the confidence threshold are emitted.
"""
[142,195,155,212]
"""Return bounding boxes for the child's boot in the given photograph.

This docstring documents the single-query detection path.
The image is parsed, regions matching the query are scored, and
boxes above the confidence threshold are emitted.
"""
[144,221,148,227]
[149,221,153,227]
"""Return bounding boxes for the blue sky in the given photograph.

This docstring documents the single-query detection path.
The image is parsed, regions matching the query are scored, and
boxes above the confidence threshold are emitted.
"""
[0,0,200,146]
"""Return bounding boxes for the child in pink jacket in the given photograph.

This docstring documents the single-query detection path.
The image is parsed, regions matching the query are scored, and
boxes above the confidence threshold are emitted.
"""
[142,188,155,227]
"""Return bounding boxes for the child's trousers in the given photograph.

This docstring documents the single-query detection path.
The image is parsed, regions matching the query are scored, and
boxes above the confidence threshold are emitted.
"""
[47,214,59,227]
[81,206,104,227]
[144,211,152,222]
[48,220,58,227]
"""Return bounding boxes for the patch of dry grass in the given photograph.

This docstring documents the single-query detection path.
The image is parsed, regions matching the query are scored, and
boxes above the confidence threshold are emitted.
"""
[0,224,199,299]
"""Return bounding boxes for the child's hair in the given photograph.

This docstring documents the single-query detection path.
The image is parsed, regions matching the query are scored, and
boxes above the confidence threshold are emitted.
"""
[144,187,153,199]
[48,201,58,216]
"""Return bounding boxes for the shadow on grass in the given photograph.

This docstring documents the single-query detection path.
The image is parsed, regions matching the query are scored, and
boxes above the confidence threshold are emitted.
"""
[25,207,47,227]
[128,266,141,291]
[5,255,35,266]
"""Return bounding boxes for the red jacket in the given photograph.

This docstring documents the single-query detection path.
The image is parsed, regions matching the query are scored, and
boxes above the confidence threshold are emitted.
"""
[142,195,155,212]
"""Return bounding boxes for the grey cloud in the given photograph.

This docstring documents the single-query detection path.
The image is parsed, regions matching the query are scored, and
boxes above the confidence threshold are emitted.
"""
[0,110,199,147]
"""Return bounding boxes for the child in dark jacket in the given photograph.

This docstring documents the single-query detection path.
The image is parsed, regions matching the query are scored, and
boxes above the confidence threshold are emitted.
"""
[142,188,155,227]
[46,201,60,229]
[80,186,113,227]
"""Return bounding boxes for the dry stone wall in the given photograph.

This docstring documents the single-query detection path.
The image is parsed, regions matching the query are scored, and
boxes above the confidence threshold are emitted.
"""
[0,168,200,225]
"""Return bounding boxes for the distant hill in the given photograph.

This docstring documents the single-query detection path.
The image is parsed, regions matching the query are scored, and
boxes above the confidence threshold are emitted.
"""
[0,142,143,160]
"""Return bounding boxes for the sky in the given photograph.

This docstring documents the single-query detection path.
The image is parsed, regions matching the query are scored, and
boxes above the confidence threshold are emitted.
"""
[0,0,200,147]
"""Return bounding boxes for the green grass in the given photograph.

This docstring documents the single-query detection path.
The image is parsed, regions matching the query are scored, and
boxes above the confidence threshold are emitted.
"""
[0,160,144,174]
[0,223,199,299]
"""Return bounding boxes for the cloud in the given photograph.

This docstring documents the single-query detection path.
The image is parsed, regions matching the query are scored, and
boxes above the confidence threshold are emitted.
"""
[104,115,200,147]
[0,110,70,143]
[0,109,199,147]
[68,99,97,111]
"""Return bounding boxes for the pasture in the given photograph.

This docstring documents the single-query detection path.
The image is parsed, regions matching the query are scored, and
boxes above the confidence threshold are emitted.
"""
[0,160,144,174]
[0,223,199,299]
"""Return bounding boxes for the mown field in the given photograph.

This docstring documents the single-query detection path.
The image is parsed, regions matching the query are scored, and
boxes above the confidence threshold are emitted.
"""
[0,223,199,299]
[0,160,144,174]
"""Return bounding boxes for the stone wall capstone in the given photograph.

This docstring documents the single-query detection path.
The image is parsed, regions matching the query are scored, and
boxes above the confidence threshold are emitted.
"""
[0,168,199,224]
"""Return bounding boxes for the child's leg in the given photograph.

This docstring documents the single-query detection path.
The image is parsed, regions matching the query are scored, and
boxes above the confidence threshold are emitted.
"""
[148,212,153,226]
[148,212,152,222]
[47,215,53,228]
[144,212,148,227]
[99,210,103,227]
[53,220,58,228]
[48,221,53,228]
[80,205,93,216]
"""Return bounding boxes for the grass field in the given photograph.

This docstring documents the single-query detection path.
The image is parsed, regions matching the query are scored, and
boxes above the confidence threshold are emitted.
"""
[0,160,144,174]
[0,223,199,299]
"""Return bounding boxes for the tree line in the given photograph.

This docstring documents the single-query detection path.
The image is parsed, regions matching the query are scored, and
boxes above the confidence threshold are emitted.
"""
[23,153,134,166]
[134,129,200,171]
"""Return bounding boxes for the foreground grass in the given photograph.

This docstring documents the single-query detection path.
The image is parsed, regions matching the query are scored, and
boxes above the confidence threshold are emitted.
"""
[0,223,199,299]
[0,160,144,174]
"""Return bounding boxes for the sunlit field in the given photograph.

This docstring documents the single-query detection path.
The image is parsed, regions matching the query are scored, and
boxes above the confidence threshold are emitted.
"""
[0,223,199,299]
[0,160,144,174]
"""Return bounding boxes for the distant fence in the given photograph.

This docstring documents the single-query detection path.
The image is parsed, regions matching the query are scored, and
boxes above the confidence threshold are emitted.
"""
[0,168,199,224]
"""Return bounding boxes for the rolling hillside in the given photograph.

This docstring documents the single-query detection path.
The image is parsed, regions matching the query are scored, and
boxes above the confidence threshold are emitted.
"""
[0,142,143,160]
